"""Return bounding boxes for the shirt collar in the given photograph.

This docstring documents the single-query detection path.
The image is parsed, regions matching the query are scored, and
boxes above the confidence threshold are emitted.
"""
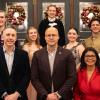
[3,46,15,54]
[47,46,57,55]
[48,17,56,22]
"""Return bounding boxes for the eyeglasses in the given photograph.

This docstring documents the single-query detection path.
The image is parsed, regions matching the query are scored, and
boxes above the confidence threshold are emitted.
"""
[85,55,96,58]
[46,34,57,38]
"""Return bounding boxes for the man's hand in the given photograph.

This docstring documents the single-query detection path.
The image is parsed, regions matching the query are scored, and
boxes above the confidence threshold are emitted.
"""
[4,91,20,100]
[46,93,59,100]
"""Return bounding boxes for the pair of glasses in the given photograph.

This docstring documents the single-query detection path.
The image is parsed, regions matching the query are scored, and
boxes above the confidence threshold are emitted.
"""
[46,34,57,38]
[85,55,96,58]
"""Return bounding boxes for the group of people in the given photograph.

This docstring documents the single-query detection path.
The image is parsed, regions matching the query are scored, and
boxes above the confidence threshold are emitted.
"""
[0,4,100,100]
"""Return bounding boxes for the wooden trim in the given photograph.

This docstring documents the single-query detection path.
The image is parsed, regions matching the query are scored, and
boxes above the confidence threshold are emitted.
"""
[70,0,74,27]
[33,0,39,28]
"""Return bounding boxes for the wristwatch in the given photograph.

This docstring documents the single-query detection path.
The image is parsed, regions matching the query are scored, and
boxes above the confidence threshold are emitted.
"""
[55,91,62,99]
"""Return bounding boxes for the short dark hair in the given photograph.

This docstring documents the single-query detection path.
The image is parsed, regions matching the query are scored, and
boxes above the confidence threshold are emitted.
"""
[88,17,100,28]
[80,47,100,71]
[67,27,79,34]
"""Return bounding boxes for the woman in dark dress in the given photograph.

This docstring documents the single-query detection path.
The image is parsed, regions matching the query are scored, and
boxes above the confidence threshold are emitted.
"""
[38,4,65,47]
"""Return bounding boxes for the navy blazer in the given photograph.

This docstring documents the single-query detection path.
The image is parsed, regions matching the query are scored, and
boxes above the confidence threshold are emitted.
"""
[0,47,31,100]
[31,46,76,100]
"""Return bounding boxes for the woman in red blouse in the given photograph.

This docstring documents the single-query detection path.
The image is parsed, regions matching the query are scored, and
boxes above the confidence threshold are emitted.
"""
[74,47,100,100]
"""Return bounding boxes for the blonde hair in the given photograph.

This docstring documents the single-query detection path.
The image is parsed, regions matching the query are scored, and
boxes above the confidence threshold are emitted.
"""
[0,10,6,17]
[25,26,40,45]
[44,4,57,19]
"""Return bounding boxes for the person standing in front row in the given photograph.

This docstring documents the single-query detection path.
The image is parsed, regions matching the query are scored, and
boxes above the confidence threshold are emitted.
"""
[31,27,76,100]
[74,47,100,100]
[38,4,65,47]
[0,27,30,100]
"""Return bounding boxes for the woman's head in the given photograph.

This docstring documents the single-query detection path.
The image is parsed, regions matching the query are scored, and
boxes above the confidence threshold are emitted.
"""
[80,47,100,69]
[26,26,39,44]
[45,5,57,19]
[67,28,79,42]
[0,10,6,27]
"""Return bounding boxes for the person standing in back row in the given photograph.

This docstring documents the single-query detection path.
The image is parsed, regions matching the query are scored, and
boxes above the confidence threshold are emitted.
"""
[84,17,100,53]
[38,4,65,47]
[0,10,18,47]
[0,10,6,46]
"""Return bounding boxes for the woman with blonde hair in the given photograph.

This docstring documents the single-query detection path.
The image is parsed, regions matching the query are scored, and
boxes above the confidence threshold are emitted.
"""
[23,26,42,63]
[23,26,42,100]
[38,4,65,46]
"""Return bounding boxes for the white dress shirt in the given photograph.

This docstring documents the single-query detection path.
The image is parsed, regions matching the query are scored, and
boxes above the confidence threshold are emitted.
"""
[3,47,14,74]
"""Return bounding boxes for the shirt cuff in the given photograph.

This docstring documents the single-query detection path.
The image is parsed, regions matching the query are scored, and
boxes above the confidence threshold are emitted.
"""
[15,91,21,98]
[55,91,62,99]
[2,92,8,99]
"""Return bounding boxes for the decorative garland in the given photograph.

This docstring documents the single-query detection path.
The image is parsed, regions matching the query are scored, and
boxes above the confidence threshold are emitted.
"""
[56,7,63,20]
[81,5,100,26]
[6,5,26,27]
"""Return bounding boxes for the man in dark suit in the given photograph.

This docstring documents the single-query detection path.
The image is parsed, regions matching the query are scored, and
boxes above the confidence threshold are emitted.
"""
[0,27,30,100]
[31,27,76,100]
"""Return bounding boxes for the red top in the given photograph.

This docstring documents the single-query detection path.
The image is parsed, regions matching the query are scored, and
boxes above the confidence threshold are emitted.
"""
[74,67,100,100]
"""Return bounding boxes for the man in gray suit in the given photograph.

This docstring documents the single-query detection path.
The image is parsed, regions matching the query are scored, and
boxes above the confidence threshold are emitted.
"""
[31,27,76,100]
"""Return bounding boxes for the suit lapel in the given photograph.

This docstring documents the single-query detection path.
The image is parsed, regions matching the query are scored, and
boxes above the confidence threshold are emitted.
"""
[42,47,51,77]
[53,47,62,75]
[10,48,17,76]
[0,48,9,77]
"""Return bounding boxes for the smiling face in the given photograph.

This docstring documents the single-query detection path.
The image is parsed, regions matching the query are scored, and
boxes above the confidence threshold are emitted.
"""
[28,28,38,42]
[2,28,17,47]
[47,5,57,19]
[45,27,59,47]
[84,51,96,67]
[90,20,100,34]
[0,11,6,27]
[67,28,78,42]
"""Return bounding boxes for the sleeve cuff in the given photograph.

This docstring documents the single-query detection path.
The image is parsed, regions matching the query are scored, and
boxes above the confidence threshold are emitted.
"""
[55,91,62,99]
[2,92,8,99]
[15,91,21,98]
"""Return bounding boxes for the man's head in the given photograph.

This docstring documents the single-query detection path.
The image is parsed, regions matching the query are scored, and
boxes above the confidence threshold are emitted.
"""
[45,27,59,47]
[88,17,100,34]
[2,27,17,47]
[0,10,6,27]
